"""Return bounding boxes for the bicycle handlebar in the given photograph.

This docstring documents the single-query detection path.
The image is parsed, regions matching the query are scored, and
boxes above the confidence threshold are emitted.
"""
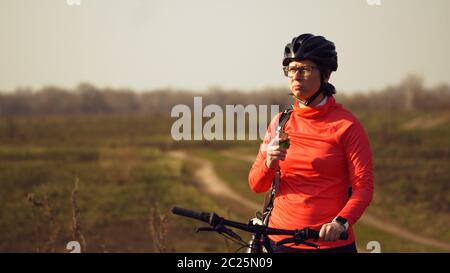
[172,206,211,223]
[172,206,348,243]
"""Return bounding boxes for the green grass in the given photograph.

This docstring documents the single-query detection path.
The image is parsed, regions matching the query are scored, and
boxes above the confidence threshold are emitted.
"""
[357,111,450,243]
[0,111,448,252]
[0,146,236,252]
[354,222,442,253]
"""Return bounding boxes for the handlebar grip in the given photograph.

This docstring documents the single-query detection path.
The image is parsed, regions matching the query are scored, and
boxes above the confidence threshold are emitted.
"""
[172,207,210,223]
[340,232,348,240]
[306,229,348,240]
[308,229,348,240]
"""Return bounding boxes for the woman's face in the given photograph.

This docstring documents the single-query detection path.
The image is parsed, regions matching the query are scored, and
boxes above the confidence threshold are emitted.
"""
[287,60,323,101]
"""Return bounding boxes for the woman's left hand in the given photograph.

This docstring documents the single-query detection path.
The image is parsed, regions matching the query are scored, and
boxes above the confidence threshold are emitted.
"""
[319,222,346,242]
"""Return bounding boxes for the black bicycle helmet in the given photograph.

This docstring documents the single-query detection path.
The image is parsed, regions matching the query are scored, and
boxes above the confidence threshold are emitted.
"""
[283,34,338,105]
[283,33,338,72]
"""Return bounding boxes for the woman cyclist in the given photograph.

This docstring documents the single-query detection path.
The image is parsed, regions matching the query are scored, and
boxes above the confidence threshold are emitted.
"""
[248,33,374,253]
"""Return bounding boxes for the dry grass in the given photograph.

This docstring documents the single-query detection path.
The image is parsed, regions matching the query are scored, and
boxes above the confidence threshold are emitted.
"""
[99,146,141,184]
[26,192,60,252]
[401,113,450,130]
[148,203,170,252]
[71,177,87,253]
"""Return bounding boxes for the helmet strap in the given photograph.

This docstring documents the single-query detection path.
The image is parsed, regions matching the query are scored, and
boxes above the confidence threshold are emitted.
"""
[291,69,329,106]
[294,89,322,106]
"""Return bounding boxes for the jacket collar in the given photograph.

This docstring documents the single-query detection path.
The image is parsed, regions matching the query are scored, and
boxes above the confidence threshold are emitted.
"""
[292,95,339,118]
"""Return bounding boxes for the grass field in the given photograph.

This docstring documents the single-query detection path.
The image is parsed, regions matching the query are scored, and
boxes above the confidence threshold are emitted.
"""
[0,115,239,252]
[0,110,449,252]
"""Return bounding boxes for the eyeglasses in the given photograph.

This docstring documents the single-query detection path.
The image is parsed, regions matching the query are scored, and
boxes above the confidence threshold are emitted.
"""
[283,65,317,78]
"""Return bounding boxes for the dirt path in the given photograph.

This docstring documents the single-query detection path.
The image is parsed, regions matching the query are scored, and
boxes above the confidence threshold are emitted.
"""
[401,113,449,130]
[169,150,450,251]
[168,151,259,211]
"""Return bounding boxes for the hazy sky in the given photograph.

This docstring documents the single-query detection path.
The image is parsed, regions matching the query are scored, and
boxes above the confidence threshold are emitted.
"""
[1,0,449,93]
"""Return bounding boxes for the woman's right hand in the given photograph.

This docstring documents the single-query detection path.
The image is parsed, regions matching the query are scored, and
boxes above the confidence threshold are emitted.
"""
[266,135,287,169]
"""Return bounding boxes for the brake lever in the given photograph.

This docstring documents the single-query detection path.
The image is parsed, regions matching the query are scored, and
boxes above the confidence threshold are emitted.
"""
[276,237,296,246]
[302,241,319,248]
[197,225,242,242]
[276,237,319,249]
[197,227,215,233]
[219,225,243,241]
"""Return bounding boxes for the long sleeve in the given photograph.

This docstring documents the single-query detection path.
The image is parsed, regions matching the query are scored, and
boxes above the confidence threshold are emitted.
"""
[338,120,374,225]
[248,113,281,193]
[256,97,374,249]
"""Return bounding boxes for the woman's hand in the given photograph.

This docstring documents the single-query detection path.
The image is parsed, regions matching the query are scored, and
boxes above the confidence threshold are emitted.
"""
[319,222,346,242]
[266,135,287,169]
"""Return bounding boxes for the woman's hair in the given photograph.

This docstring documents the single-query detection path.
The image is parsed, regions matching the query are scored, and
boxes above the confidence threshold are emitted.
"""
[319,69,336,96]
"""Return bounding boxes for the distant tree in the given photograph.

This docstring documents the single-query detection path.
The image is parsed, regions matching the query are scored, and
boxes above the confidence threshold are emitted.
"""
[104,89,140,113]
[76,83,109,114]
[35,86,79,114]
[400,74,424,112]
[0,76,449,116]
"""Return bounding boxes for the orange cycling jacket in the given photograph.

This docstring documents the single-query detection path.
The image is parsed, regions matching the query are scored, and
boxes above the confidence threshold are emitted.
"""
[248,96,374,249]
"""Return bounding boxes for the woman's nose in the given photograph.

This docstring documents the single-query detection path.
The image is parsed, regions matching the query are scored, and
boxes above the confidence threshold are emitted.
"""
[292,71,304,80]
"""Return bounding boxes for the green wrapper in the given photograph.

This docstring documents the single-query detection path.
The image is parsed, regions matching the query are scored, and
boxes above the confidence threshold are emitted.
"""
[279,139,290,149]
[279,130,290,149]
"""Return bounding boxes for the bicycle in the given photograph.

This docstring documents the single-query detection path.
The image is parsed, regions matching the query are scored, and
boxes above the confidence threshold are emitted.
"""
[172,206,348,253]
